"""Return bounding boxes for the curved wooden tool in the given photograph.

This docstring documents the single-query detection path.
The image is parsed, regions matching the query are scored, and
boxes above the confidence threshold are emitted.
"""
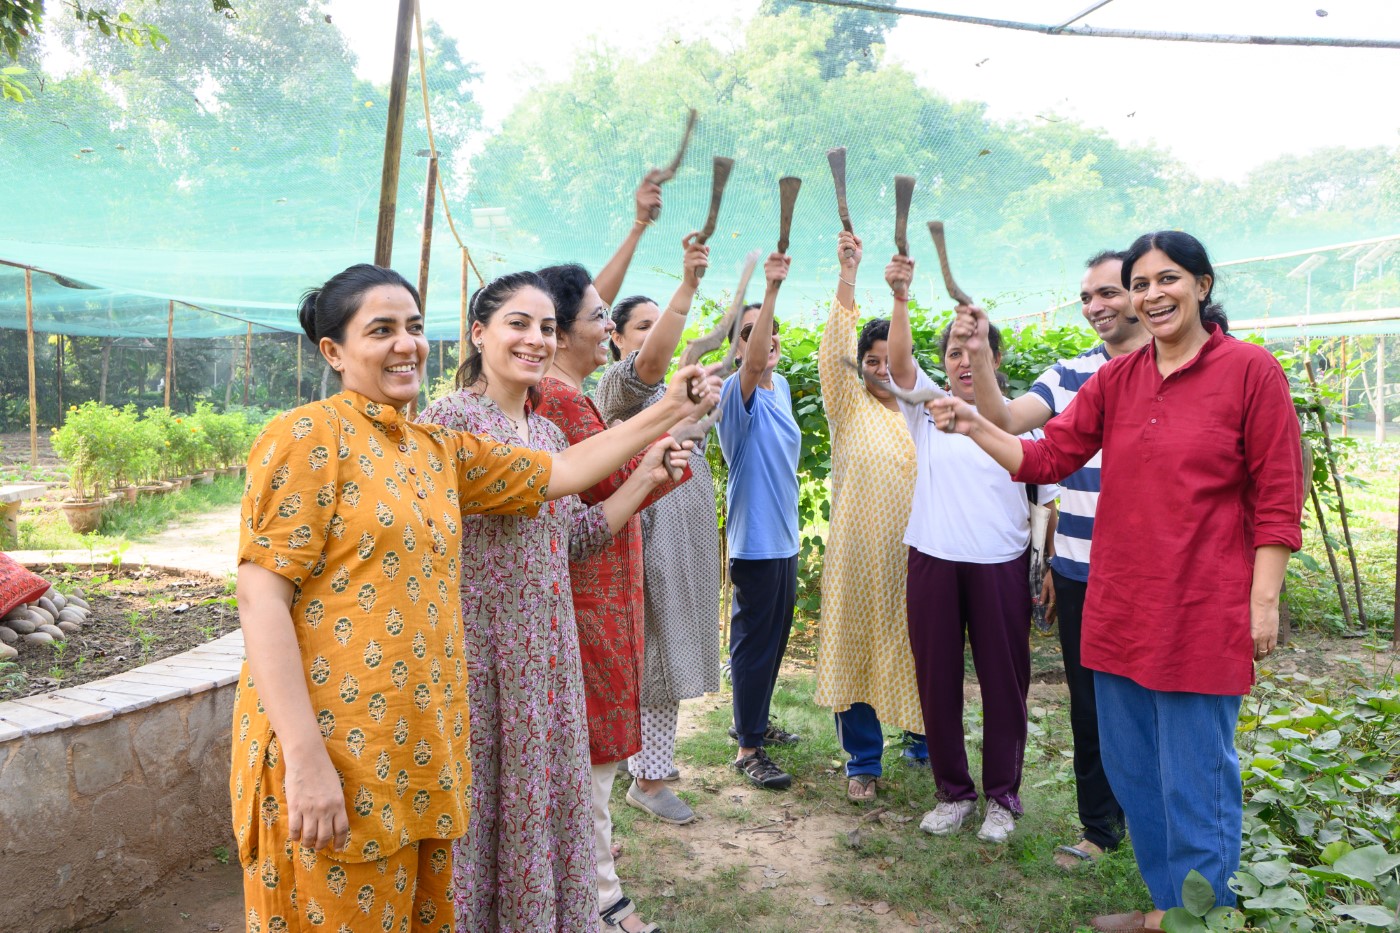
[894,175,915,257]
[928,220,974,306]
[669,407,722,446]
[649,108,698,221]
[694,157,736,282]
[827,147,855,258]
[681,248,762,388]
[841,356,948,404]
[777,176,802,256]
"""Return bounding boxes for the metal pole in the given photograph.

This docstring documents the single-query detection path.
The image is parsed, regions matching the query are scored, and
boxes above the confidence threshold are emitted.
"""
[373,0,417,266]
[25,269,37,467]
[244,323,252,406]
[165,300,174,409]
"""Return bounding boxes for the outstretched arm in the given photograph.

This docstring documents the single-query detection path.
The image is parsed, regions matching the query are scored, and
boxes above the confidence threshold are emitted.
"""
[737,252,789,401]
[595,172,663,304]
[952,304,1050,434]
[634,233,709,385]
[885,254,918,391]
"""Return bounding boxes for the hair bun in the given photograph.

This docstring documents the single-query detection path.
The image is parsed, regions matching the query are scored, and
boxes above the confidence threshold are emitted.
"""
[297,289,321,342]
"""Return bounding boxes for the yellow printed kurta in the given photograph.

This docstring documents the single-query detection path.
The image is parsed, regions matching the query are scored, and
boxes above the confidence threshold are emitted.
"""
[230,390,552,878]
[813,300,924,733]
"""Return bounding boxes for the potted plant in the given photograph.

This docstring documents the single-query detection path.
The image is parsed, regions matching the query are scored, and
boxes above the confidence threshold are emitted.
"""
[50,402,117,532]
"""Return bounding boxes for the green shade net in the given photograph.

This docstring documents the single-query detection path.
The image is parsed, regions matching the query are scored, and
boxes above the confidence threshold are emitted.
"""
[2,0,1398,340]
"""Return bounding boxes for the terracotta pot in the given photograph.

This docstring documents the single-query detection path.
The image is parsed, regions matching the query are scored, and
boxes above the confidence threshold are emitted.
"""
[195,469,215,486]
[175,476,194,491]
[60,499,105,534]
[137,483,167,497]
[120,486,139,505]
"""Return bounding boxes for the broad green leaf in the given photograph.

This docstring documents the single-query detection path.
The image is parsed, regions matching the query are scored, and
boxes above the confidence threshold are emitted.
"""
[1161,907,1208,933]
[1311,729,1342,750]
[1204,907,1246,932]
[1229,871,1262,898]
[1250,857,1295,887]
[1322,840,1356,865]
[1330,904,1398,926]
[1242,886,1307,911]
[1299,866,1375,890]
[1182,869,1217,917]
[1335,845,1400,881]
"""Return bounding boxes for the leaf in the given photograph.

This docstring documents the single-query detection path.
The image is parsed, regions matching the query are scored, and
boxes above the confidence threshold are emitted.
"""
[1335,844,1400,881]
[1311,729,1342,750]
[1229,871,1262,898]
[1161,907,1208,933]
[1321,840,1354,865]
[1330,904,1398,926]
[1250,857,1295,887]
[1182,869,1216,917]
[1242,886,1308,911]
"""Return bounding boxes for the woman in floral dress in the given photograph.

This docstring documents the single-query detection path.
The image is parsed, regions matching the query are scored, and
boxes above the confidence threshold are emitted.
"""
[418,271,716,932]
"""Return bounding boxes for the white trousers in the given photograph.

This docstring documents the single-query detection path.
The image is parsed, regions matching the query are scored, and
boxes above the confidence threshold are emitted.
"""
[591,762,628,921]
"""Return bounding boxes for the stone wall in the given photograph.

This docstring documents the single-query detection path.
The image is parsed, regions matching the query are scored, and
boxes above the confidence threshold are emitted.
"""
[0,627,244,933]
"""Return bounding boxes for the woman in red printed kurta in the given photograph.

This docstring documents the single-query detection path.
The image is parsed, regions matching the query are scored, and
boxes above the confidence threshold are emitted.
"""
[536,252,704,933]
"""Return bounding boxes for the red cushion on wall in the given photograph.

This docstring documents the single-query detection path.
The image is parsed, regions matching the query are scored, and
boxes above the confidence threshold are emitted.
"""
[0,552,49,617]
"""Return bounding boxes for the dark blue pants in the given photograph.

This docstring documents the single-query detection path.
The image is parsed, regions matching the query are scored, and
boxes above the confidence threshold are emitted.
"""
[1095,671,1244,910]
[834,702,928,777]
[729,556,798,748]
[1053,570,1125,851]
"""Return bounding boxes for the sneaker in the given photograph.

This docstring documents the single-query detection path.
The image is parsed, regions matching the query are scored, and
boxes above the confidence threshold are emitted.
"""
[734,749,792,790]
[626,781,696,825]
[727,719,802,745]
[919,799,976,836]
[977,800,1016,844]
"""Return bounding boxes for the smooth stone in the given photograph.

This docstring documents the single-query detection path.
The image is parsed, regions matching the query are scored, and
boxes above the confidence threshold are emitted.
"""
[37,624,66,641]
[56,620,82,635]
[27,605,54,626]
[57,609,85,625]
[0,626,17,644]
[22,631,53,645]
[6,616,36,636]
[36,596,59,619]
[0,643,16,661]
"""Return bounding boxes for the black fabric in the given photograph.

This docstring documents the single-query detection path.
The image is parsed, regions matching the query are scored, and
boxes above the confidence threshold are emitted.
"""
[728,555,798,748]
[1053,568,1125,851]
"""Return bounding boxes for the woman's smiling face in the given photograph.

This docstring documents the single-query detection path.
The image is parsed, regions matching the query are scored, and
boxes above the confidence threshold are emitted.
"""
[471,284,557,391]
[320,284,427,408]
[1129,248,1211,343]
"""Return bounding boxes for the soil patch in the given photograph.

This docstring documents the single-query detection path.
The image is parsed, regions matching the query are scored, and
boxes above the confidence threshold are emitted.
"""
[1,565,237,701]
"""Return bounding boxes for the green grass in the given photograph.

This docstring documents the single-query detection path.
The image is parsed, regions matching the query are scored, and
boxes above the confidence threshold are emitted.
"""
[17,475,244,552]
[610,672,1152,932]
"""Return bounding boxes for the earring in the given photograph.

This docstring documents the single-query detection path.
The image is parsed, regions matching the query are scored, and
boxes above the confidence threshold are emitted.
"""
[475,342,483,351]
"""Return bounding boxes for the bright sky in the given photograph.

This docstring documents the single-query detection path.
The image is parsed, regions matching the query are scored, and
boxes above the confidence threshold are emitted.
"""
[327,0,1400,181]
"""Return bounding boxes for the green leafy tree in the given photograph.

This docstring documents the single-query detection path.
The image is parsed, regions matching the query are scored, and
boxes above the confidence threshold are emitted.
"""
[759,0,898,79]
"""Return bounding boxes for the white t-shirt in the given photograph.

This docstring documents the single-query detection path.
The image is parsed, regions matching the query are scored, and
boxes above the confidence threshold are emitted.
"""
[898,367,1059,564]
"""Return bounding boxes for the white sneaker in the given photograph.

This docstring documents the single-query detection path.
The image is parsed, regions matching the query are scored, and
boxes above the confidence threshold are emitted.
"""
[977,800,1016,843]
[919,799,976,836]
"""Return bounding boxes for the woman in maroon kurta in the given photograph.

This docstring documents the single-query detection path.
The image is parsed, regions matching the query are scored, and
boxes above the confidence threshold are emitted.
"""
[536,253,701,933]
[931,231,1303,933]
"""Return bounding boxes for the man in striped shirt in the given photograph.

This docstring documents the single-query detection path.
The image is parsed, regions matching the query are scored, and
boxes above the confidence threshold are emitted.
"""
[957,251,1149,869]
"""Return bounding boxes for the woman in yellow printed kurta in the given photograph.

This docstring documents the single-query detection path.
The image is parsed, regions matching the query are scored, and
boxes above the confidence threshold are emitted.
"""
[231,265,713,933]
[814,232,924,803]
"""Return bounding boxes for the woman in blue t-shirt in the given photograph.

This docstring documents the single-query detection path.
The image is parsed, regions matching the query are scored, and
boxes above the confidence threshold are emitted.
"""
[717,251,803,790]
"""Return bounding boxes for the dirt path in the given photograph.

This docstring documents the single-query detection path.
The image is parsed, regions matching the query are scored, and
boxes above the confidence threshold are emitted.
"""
[11,504,240,577]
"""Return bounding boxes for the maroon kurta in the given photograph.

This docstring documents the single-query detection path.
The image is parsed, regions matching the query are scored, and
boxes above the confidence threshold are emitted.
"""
[1013,325,1303,696]
[535,376,691,764]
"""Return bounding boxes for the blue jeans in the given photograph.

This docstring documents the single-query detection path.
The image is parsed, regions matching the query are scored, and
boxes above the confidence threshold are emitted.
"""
[834,702,927,777]
[1094,671,1244,910]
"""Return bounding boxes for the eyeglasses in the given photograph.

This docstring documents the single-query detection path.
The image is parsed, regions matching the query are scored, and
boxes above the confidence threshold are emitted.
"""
[591,305,612,323]
[739,320,780,342]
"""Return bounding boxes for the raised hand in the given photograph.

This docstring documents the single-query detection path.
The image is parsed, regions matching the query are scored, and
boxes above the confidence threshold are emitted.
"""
[682,233,709,289]
[639,435,693,483]
[927,395,976,435]
[885,254,915,299]
[837,231,862,275]
[952,304,990,356]
[665,362,724,418]
[764,251,791,289]
[636,171,664,225]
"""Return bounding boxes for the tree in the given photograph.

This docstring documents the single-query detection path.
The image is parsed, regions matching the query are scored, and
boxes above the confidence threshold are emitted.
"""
[759,0,898,80]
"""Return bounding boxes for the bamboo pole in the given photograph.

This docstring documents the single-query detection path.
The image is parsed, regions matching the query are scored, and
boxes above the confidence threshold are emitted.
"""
[459,249,468,363]
[164,300,174,408]
[25,269,37,467]
[244,323,252,406]
[296,335,303,406]
[1306,360,1368,628]
[1393,478,1400,650]
[1341,337,1349,437]
[55,334,64,422]
[373,0,416,267]
[1310,482,1354,631]
[418,155,437,306]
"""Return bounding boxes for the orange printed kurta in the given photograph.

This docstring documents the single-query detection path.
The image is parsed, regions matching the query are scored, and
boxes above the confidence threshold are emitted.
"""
[229,390,552,870]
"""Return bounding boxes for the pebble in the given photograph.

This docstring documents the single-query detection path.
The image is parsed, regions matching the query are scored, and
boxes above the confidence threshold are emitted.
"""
[37,624,66,641]
[57,608,85,625]
[36,596,59,619]
[56,620,82,635]
[28,605,55,626]
[22,632,53,646]
[0,643,17,661]
[6,616,36,636]
[0,626,17,645]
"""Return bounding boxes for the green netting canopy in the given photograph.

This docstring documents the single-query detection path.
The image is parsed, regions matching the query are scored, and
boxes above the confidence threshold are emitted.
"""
[3,0,1399,340]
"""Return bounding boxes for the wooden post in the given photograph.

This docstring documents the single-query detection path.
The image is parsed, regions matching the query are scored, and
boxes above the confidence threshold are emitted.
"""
[244,323,252,406]
[25,269,37,467]
[373,0,417,267]
[164,300,174,408]
[418,155,438,306]
[55,334,64,422]
[296,335,303,406]
[1376,336,1386,442]
[460,249,469,363]
[1340,337,1350,437]
[1394,477,1400,650]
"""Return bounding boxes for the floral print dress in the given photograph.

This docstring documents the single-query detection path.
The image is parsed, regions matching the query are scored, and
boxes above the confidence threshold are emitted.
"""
[417,388,610,933]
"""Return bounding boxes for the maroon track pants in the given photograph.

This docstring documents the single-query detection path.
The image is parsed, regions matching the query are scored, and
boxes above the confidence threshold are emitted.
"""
[906,547,1031,815]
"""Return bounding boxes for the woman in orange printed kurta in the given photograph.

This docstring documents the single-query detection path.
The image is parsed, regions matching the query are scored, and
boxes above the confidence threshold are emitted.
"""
[232,264,711,933]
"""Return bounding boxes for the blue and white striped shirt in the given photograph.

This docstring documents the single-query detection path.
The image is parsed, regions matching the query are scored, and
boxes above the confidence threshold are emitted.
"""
[1026,344,1110,583]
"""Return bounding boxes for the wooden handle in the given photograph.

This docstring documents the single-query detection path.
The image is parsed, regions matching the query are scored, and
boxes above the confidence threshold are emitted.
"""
[695,156,736,279]
[928,220,973,306]
[777,176,802,255]
[649,108,698,224]
[828,147,855,257]
[893,175,915,258]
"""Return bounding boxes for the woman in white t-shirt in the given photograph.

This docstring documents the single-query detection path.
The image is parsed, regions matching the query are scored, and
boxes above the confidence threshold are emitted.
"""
[884,252,1056,846]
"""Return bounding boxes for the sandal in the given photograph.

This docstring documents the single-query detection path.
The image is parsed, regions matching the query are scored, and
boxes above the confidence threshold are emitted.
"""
[1054,838,1105,870]
[600,896,662,932]
[846,773,878,803]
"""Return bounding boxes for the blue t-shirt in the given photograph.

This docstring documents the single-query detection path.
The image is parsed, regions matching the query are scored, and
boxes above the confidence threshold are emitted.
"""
[1027,344,1110,583]
[716,372,801,560]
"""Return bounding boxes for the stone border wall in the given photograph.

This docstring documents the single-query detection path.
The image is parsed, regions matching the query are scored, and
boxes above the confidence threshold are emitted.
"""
[0,565,243,933]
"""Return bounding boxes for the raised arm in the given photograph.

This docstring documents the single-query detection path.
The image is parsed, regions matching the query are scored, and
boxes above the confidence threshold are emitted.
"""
[952,304,1050,435]
[818,231,864,428]
[885,254,918,390]
[550,363,719,498]
[737,252,788,401]
[634,233,709,385]
[594,172,663,305]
